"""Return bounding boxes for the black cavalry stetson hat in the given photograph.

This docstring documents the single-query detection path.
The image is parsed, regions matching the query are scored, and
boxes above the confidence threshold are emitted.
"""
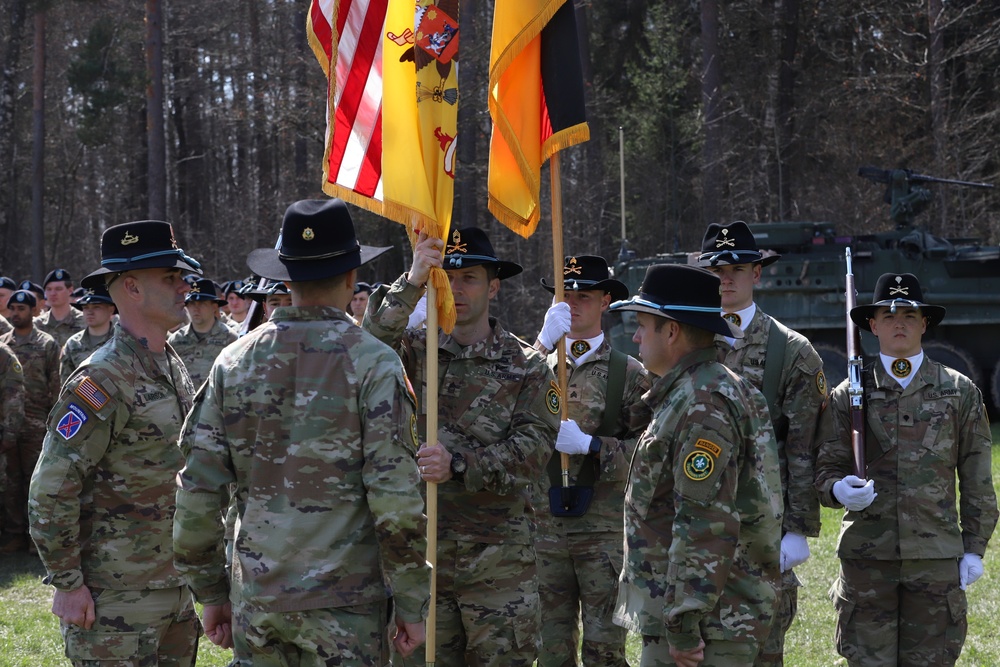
[72,283,115,309]
[610,264,742,338]
[442,227,523,279]
[247,199,391,282]
[696,221,780,268]
[850,273,946,332]
[82,220,202,288]
[540,255,629,303]
[185,279,227,305]
[43,268,72,287]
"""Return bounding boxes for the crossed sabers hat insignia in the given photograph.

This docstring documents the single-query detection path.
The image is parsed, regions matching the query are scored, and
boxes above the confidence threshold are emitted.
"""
[564,257,582,275]
[715,229,736,248]
[446,229,467,254]
[888,276,909,296]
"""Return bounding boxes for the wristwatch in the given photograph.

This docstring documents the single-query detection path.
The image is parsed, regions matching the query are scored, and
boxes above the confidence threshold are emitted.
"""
[450,451,467,478]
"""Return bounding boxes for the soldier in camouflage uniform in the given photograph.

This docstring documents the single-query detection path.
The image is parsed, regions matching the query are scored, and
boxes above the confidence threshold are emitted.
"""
[815,272,998,667]
[696,221,826,666]
[36,269,86,348]
[0,340,25,538]
[530,255,651,667]
[174,199,430,665]
[17,280,46,316]
[59,284,116,384]
[364,227,559,667]
[610,264,783,666]
[168,279,237,387]
[0,276,16,331]
[0,290,59,553]
[28,220,203,666]
[222,279,251,331]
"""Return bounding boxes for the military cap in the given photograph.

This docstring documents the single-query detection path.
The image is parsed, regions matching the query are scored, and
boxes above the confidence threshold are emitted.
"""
[540,255,628,302]
[443,226,522,279]
[183,273,200,288]
[185,279,228,305]
[43,268,72,287]
[82,220,202,288]
[850,272,946,332]
[0,276,16,291]
[18,280,45,298]
[610,264,741,338]
[71,287,86,299]
[354,281,373,295]
[224,279,248,296]
[72,284,115,309]
[696,221,781,268]
[247,199,391,282]
[7,289,37,309]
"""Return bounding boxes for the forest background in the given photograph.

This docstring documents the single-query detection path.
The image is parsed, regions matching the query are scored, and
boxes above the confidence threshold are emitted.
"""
[1,0,999,338]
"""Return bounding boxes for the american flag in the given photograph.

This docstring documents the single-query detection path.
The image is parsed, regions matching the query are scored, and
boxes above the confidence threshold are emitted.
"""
[74,377,110,411]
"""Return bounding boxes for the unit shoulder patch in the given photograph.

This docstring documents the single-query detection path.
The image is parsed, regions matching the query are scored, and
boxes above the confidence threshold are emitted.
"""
[56,403,89,440]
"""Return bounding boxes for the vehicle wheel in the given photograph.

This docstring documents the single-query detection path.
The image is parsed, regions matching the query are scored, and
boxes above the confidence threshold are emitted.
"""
[989,364,1000,418]
[813,343,849,393]
[923,341,981,387]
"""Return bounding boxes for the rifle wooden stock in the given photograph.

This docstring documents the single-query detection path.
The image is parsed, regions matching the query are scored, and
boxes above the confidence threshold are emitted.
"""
[845,248,866,478]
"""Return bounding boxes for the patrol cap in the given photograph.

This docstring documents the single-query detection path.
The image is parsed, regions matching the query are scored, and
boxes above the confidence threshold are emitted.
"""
[540,255,628,302]
[43,268,72,287]
[18,280,45,298]
[696,221,780,268]
[185,279,227,305]
[610,264,741,338]
[443,226,522,279]
[7,290,37,309]
[247,199,391,282]
[0,277,16,291]
[72,284,116,310]
[850,273,946,332]
[82,220,202,289]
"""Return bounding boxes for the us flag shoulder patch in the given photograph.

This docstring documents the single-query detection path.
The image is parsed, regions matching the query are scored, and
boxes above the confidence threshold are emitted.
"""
[74,376,110,411]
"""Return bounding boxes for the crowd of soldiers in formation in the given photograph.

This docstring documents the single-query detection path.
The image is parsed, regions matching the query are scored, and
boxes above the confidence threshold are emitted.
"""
[0,206,995,667]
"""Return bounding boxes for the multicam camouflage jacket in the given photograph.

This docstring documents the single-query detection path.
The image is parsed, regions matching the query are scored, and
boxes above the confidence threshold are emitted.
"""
[614,346,783,651]
[168,318,238,387]
[366,276,559,545]
[537,338,651,537]
[60,328,113,385]
[0,341,25,447]
[35,307,86,349]
[174,306,430,621]
[815,357,998,560]
[0,327,60,432]
[715,306,826,537]
[28,323,194,592]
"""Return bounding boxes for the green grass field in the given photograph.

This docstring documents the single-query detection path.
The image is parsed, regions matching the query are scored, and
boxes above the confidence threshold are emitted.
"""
[3,441,999,666]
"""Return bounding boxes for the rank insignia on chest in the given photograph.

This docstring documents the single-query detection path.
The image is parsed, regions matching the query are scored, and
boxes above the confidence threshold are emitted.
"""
[683,450,714,481]
[56,403,88,440]
[546,381,561,415]
[891,358,912,378]
[74,376,110,411]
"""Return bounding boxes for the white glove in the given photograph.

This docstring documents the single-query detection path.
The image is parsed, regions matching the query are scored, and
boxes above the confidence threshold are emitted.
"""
[555,419,592,455]
[960,553,983,590]
[537,301,572,351]
[407,294,428,329]
[780,533,810,573]
[832,475,877,512]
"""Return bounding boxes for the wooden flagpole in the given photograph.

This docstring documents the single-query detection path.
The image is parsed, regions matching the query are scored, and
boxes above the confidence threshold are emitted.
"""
[425,279,439,666]
[550,154,571,480]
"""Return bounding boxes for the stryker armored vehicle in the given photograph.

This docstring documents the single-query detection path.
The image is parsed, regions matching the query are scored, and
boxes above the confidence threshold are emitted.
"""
[610,168,1000,412]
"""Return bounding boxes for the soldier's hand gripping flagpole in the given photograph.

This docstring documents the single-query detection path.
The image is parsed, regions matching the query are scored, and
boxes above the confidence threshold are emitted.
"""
[845,247,866,478]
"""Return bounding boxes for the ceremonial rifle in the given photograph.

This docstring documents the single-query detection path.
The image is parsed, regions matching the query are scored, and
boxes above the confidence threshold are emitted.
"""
[845,248,866,478]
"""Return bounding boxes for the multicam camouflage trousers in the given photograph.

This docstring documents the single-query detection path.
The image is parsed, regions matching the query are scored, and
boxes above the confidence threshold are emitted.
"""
[753,568,801,667]
[830,558,967,667]
[639,634,759,666]
[394,539,540,667]
[233,599,390,667]
[536,531,628,667]
[61,586,201,667]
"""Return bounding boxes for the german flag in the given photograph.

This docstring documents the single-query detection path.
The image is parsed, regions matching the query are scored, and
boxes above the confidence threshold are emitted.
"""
[488,1,590,237]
